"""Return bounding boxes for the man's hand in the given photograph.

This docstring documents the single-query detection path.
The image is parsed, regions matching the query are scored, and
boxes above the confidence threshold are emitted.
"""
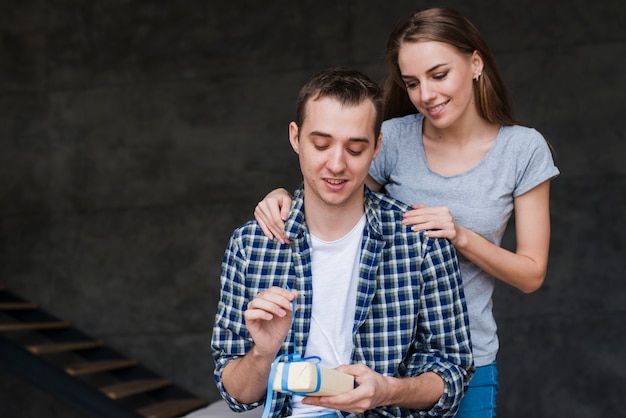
[244,286,297,357]
[301,363,389,413]
[301,364,444,413]
[222,286,298,404]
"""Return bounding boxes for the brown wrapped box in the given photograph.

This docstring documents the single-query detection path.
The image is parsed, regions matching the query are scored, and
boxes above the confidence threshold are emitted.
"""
[272,362,354,396]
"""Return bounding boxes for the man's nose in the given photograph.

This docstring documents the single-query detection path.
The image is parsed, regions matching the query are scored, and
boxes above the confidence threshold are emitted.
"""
[326,147,347,173]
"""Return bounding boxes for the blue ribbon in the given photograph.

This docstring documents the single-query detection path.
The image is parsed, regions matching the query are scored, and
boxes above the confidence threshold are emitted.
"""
[283,355,323,395]
[260,286,326,417]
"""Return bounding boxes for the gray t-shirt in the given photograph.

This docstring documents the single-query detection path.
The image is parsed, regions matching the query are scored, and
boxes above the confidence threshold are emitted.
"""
[370,113,559,366]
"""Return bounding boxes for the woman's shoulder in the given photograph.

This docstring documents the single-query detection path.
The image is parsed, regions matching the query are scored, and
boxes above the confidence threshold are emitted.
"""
[501,124,546,143]
[496,124,558,173]
[498,124,553,155]
[381,113,422,145]
[382,113,422,129]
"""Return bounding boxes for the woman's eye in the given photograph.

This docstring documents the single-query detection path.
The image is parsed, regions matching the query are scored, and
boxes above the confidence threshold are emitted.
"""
[405,81,419,89]
[433,72,448,80]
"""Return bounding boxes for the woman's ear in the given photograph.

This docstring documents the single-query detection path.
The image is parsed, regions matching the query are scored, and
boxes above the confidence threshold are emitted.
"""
[289,121,300,154]
[471,50,484,78]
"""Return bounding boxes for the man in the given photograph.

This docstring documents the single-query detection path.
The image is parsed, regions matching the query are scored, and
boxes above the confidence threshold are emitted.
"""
[210,67,473,417]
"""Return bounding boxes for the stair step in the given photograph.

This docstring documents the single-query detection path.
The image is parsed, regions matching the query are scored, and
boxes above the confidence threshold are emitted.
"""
[0,286,203,417]
[137,398,208,418]
[100,378,172,400]
[0,321,70,332]
[0,302,38,310]
[27,340,104,354]
[66,358,138,376]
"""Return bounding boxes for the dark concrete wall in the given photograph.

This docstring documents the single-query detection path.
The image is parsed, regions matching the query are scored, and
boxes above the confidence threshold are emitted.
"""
[1,1,624,417]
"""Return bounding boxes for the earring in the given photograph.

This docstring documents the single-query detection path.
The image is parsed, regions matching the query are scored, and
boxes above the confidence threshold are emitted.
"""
[474,72,482,81]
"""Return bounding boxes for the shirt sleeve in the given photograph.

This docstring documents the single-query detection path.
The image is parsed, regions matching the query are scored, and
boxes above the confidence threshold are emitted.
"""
[211,232,264,412]
[409,236,474,417]
[513,128,560,197]
[369,119,399,186]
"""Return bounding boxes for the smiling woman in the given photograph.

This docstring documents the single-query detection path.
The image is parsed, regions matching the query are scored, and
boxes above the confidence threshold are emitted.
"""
[383,7,517,126]
[398,41,482,128]
[370,8,559,417]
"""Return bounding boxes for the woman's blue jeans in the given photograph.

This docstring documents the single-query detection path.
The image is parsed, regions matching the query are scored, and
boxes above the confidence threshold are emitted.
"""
[456,361,499,418]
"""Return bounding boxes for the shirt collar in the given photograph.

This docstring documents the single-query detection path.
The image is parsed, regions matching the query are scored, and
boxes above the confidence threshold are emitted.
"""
[284,183,384,242]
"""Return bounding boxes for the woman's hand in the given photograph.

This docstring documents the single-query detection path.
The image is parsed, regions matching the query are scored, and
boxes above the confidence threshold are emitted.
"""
[403,181,553,293]
[402,204,461,243]
[254,188,293,244]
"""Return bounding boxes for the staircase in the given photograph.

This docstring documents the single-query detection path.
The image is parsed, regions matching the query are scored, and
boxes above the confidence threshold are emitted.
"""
[0,285,208,418]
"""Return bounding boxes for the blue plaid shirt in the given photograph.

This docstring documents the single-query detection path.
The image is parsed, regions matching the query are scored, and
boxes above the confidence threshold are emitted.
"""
[212,184,473,417]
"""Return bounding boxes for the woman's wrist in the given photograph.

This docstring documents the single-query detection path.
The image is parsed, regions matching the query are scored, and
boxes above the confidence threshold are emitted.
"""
[451,225,470,250]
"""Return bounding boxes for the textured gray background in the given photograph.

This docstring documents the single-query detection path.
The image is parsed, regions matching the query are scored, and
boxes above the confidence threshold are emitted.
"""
[0,1,624,417]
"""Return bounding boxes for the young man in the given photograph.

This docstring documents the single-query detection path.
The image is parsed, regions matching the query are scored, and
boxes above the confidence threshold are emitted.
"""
[210,67,473,417]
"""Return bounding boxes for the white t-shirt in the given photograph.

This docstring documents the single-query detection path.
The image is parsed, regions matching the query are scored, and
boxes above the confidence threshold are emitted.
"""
[289,215,365,417]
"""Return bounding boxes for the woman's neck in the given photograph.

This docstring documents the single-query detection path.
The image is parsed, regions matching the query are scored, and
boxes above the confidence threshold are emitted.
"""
[421,115,501,177]
[423,111,496,146]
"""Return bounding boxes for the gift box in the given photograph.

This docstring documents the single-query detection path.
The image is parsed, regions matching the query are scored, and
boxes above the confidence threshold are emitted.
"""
[272,361,354,396]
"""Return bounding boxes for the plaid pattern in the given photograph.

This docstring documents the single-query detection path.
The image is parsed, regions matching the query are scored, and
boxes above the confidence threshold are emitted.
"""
[212,185,473,417]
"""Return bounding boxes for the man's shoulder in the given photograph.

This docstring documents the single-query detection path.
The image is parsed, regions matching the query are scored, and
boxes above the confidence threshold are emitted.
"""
[365,188,456,253]
[365,188,414,237]
[366,188,411,218]
[231,219,261,234]
[229,220,275,248]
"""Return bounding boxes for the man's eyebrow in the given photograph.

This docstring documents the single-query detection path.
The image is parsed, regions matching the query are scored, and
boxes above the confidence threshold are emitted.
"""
[309,130,332,138]
[310,131,371,143]
[349,137,371,144]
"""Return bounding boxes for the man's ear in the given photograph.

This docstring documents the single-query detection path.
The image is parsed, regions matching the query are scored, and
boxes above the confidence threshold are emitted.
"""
[289,122,300,154]
[372,132,382,160]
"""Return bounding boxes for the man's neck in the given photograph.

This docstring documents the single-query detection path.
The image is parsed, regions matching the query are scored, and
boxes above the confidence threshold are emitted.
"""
[303,194,366,242]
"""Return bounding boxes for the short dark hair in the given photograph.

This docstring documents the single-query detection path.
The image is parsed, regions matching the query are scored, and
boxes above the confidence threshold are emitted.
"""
[295,67,383,141]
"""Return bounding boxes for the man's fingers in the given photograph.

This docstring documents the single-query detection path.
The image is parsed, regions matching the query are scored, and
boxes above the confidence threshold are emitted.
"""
[248,287,297,316]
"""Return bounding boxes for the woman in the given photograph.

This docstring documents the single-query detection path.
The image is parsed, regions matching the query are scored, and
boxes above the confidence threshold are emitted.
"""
[254,7,559,417]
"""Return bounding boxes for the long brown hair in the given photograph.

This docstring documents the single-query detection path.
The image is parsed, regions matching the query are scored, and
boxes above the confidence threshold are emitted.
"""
[383,7,518,125]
